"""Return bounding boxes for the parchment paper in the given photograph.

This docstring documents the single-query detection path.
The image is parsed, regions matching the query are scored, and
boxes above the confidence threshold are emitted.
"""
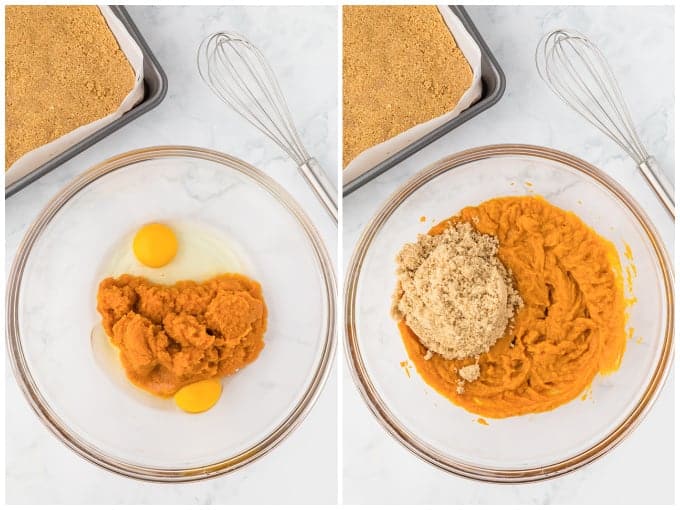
[343,6,483,184]
[5,6,145,187]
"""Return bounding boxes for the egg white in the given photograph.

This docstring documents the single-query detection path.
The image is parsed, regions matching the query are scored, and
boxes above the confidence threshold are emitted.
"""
[102,221,243,284]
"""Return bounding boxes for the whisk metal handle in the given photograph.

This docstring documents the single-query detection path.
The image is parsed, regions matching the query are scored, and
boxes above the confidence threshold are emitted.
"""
[298,158,338,223]
[638,157,674,217]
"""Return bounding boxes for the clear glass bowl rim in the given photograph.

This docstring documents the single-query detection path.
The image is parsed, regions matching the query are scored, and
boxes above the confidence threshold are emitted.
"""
[6,145,337,482]
[344,143,674,483]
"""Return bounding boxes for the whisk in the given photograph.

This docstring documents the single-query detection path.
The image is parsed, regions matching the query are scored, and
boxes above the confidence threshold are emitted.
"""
[536,29,674,217]
[197,32,337,223]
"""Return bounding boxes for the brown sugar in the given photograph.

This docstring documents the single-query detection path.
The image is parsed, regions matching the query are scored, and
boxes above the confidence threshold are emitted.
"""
[342,5,473,167]
[5,6,135,169]
[97,273,267,397]
[392,222,522,361]
[457,363,480,394]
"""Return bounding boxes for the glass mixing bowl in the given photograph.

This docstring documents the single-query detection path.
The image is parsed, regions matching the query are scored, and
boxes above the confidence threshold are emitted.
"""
[345,144,673,482]
[6,146,336,481]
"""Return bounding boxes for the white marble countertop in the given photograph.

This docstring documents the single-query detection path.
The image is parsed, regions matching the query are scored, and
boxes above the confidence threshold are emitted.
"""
[343,5,674,505]
[5,6,337,504]
[5,4,676,506]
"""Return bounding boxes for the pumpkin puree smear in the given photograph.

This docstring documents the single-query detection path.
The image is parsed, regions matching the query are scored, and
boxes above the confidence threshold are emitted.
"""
[394,196,627,418]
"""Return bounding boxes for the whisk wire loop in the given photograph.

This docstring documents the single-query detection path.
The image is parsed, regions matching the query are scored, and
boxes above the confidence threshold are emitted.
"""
[536,29,673,216]
[200,33,310,164]
[197,31,338,222]
[563,40,640,160]
[539,31,646,162]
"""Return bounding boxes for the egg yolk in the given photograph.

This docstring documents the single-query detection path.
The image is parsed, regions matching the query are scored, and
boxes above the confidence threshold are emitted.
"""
[133,223,178,268]
[174,379,222,413]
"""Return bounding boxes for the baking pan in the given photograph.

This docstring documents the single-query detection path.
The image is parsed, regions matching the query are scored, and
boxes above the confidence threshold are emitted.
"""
[5,6,168,198]
[343,5,505,196]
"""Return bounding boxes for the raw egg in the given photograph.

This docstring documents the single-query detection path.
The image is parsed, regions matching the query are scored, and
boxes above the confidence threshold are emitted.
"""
[103,221,244,284]
[133,223,178,268]
[174,379,223,413]
[94,221,246,413]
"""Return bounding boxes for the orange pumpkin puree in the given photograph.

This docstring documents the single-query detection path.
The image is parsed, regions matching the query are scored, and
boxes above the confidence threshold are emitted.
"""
[398,196,627,418]
[97,273,267,397]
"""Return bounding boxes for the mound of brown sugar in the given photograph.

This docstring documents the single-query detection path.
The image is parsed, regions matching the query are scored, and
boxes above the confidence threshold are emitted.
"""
[5,6,135,169]
[97,274,267,397]
[392,222,522,363]
[343,5,473,167]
